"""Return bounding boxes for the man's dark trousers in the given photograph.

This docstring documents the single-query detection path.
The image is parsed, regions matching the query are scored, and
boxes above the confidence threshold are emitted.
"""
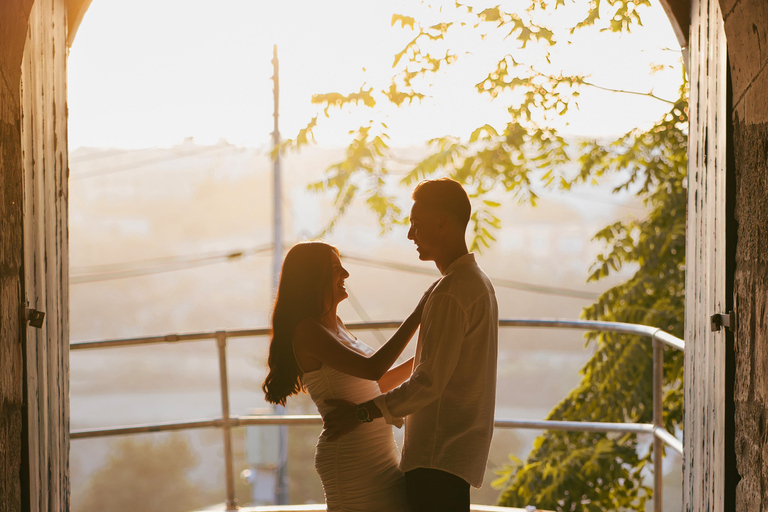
[405,467,470,512]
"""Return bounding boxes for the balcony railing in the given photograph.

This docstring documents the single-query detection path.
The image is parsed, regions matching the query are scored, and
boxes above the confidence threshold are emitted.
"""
[70,319,684,512]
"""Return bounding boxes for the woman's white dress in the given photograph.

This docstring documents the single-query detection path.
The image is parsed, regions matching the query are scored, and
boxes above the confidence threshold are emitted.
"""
[302,336,409,512]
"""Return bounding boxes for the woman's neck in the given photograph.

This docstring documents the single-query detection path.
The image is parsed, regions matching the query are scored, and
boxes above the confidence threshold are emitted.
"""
[319,306,339,331]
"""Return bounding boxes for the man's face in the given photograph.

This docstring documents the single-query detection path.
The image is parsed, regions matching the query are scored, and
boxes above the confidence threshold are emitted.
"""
[407,200,442,261]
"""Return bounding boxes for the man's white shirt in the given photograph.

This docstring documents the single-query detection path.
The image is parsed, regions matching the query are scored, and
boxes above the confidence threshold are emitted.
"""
[373,253,498,488]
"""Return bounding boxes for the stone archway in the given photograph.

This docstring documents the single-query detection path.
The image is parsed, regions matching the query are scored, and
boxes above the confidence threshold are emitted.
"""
[1,1,767,512]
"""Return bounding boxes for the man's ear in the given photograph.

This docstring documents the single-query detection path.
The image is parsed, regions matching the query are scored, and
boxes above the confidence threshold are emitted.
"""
[436,214,448,234]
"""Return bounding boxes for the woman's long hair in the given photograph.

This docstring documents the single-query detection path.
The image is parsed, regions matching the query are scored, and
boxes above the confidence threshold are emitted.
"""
[262,241,338,406]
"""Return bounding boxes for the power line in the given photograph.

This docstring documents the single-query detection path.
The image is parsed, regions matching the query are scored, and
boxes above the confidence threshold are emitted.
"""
[71,248,252,273]
[338,252,599,300]
[70,245,272,284]
[70,144,236,181]
[70,242,599,300]
[536,189,645,211]
[71,257,229,283]
[70,149,136,164]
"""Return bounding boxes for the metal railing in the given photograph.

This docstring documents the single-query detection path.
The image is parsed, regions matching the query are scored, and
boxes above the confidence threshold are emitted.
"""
[70,319,684,511]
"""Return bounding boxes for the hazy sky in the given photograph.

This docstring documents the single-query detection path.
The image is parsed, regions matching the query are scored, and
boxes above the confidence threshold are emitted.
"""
[67,0,684,150]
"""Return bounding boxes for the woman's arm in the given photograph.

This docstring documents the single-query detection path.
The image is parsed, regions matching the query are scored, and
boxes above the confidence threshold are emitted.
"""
[294,311,419,381]
[294,284,435,381]
[377,357,414,393]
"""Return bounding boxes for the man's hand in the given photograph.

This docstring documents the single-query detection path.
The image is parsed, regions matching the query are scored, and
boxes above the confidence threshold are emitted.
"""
[323,399,360,441]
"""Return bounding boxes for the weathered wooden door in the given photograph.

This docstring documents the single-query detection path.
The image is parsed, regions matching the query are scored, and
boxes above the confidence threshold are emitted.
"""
[20,0,70,510]
[683,0,729,510]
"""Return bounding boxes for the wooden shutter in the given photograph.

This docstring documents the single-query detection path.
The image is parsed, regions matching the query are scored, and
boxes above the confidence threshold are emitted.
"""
[683,0,728,510]
[20,0,70,510]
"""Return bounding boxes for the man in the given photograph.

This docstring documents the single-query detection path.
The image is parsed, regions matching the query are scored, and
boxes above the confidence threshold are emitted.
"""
[324,178,499,512]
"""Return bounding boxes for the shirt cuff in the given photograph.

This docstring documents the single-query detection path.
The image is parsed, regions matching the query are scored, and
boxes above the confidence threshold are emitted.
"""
[373,395,403,428]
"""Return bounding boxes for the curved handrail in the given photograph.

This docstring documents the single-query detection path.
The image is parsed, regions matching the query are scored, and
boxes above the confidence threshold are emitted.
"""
[70,318,685,351]
[69,318,684,511]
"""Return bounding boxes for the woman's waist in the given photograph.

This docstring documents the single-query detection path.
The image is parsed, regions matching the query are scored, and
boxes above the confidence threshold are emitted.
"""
[305,383,382,408]
[316,418,397,445]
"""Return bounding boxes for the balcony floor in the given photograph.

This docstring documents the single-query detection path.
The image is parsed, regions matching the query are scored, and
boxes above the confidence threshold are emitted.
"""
[205,505,540,512]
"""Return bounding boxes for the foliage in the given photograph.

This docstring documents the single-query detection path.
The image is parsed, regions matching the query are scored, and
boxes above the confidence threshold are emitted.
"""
[493,84,687,511]
[280,0,666,249]
[284,0,686,509]
[76,434,203,512]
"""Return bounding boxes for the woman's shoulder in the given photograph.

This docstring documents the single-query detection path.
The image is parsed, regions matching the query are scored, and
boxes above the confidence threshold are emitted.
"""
[294,317,322,340]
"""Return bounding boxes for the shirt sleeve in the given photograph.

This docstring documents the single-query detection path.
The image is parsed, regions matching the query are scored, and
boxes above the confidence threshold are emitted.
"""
[375,291,466,425]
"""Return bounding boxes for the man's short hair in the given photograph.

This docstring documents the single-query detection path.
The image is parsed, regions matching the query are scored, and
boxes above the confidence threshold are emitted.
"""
[412,178,471,229]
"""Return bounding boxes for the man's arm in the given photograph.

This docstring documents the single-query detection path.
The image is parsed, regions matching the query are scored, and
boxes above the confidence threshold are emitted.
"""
[322,399,383,441]
[323,292,466,439]
[373,291,466,423]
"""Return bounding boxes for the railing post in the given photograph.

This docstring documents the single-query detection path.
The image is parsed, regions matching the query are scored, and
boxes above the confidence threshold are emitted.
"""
[216,331,238,510]
[652,335,664,512]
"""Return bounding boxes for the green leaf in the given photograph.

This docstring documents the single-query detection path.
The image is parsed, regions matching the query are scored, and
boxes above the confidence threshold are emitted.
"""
[391,13,416,30]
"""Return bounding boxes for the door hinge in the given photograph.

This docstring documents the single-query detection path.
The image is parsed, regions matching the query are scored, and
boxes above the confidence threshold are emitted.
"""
[25,308,46,329]
[710,310,736,333]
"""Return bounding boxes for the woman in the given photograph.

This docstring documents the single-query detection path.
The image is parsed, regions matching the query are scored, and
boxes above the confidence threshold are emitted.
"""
[262,241,432,512]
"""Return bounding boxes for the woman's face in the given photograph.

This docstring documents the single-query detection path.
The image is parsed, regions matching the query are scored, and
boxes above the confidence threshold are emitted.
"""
[328,251,350,307]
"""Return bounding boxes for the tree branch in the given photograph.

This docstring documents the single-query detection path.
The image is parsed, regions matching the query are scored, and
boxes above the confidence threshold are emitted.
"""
[582,80,675,105]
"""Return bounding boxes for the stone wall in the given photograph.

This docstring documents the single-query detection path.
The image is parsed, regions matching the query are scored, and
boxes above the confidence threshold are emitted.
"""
[1,0,767,511]
[721,0,768,509]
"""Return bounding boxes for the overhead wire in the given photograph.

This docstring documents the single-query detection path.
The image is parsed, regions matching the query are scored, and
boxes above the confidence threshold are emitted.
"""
[71,144,641,213]
[70,244,272,284]
[70,242,599,300]
[338,252,599,300]
[70,149,137,164]
[70,144,237,181]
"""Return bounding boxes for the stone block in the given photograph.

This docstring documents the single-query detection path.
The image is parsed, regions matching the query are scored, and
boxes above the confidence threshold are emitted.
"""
[733,269,753,402]
[763,424,768,512]
[736,477,761,512]
[732,115,768,511]
[726,0,768,104]
[733,122,768,264]
[741,65,768,126]
[735,401,763,509]
[719,0,739,19]
[754,284,768,403]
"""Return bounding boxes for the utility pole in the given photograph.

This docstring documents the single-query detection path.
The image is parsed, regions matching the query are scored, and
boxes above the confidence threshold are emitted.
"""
[271,45,283,292]
[271,44,289,506]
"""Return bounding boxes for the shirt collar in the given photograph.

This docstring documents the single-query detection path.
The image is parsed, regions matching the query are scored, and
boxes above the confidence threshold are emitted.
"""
[441,252,475,276]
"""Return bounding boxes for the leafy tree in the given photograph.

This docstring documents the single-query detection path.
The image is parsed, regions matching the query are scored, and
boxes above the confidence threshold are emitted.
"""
[282,0,686,510]
[493,84,687,511]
